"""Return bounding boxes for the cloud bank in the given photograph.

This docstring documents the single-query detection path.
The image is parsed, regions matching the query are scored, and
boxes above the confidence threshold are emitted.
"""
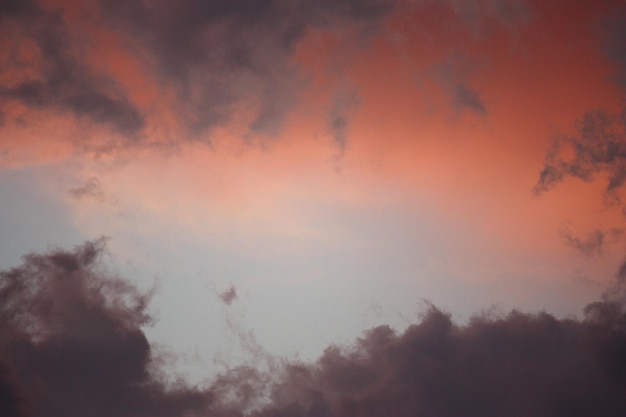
[1,240,626,417]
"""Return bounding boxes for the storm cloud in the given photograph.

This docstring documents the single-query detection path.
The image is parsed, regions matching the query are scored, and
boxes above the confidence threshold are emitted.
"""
[1,240,626,417]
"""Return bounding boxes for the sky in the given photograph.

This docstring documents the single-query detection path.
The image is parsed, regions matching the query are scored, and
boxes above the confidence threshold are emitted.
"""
[1,0,626,416]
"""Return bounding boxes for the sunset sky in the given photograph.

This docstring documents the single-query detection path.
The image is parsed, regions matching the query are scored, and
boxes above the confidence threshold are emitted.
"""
[1,1,626,415]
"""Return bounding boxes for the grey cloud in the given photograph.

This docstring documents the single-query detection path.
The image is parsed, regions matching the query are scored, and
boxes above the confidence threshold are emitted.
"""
[534,110,626,202]
[255,299,626,417]
[0,240,213,417]
[609,259,626,307]
[62,91,144,135]
[431,53,488,115]
[327,87,360,157]
[414,0,533,116]
[1,0,536,151]
[560,226,625,257]
[449,0,530,31]
[0,0,38,18]
[453,84,486,114]
[220,285,238,305]
[97,0,394,140]
[535,5,626,201]
[1,0,394,146]
[600,4,626,86]
[2,240,626,416]
[0,2,145,137]
[69,177,105,200]
[412,0,530,34]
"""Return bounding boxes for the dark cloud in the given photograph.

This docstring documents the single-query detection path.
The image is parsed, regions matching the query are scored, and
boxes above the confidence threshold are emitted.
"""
[0,0,394,146]
[0,0,38,18]
[0,359,24,417]
[0,2,145,137]
[255,299,626,417]
[0,0,538,151]
[2,240,626,416]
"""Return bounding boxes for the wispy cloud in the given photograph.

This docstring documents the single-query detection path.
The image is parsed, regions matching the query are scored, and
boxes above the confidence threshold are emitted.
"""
[68,177,105,201]
[219,285,238,306]
[0,1,145,137]
[534,110,626,203]
[453,84,486,114]
[560,226,625,257]
[0,0,395,150]
[327,85,360,159]
[535,4,626,203]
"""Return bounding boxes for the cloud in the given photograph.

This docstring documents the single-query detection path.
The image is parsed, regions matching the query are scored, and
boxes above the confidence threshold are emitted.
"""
[535,4,626,201]
[255,299,626,417]
[0,360,23,417]
[220,285,238,305]
[0,1,145,137]
[0,0,395,150]
[534,110,626,203]
[102,0,394,139]
[1,240,626,416]
[0,0,540,157]
[431,53,489,116]
[447,0,531,31]
[411,0,530,35]
[0,239,211,417]
[69,177,105,200]
[327,86,360,157]
[560,226,625,257]
[453,84,486,114]
[600,4,626,87]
